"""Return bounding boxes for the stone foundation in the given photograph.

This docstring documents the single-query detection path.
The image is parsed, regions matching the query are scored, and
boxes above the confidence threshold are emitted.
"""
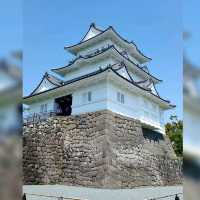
[23,110,182,188]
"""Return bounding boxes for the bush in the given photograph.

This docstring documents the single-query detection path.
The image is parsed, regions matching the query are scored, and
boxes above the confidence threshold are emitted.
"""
[165,115,183,157]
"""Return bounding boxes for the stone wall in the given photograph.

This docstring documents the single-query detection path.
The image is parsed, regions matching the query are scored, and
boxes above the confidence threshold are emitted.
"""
[23,110,182,188]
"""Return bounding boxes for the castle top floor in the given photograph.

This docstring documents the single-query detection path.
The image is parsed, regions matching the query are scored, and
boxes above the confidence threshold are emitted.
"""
[64,23,151,65]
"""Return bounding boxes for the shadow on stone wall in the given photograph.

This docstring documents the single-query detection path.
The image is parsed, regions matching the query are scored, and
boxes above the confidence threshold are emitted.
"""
[23,110,182,188]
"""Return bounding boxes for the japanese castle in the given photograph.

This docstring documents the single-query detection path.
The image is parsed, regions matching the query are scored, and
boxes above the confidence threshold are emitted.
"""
[24,23,174,134]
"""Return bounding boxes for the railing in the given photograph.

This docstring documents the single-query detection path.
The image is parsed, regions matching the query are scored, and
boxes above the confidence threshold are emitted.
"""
[23,193,87,200]
[23,111,56,124]
[145,192,183,200]
[23,192,183,200]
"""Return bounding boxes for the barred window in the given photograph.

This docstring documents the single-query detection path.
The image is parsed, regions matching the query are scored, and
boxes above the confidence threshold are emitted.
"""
[82,91,92,103]
[40,104,47,113]
[88,91,92,102]
[117,92,125,104]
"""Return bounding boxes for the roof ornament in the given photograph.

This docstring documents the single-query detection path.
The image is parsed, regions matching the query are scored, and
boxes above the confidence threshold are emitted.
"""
[90,22,96,27]
[44,72,49,77]
[107,63,112,69]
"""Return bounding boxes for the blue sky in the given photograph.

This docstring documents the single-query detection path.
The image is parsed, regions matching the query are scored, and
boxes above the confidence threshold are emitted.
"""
[0,0,22,58]
[183,0,200,66]
[23,0,182,121]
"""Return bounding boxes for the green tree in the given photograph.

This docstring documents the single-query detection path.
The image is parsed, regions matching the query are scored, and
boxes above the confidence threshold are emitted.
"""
[165,115,183,157]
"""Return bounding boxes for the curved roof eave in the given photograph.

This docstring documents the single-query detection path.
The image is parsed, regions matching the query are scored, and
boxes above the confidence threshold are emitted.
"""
[64,26,110,51]
[25,67,171,107]
[109,68,171,106]
[108,26,152,62]
[29,72,62,96]
[64,26,151,63]
[80,23,103,42]
[52,45,161,82]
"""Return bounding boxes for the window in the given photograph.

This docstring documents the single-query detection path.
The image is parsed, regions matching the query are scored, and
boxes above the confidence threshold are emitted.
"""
[121,94,124,104]
[40,104,47,113]
[82,91,92,103]
[44,104,47,112]
[88,91,92,102]
[117,92,125,104]
[117,92,121,102]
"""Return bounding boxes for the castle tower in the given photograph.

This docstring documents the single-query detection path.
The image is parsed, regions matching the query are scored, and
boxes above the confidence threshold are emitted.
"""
[23,24,182,188]
[24,23,174,134]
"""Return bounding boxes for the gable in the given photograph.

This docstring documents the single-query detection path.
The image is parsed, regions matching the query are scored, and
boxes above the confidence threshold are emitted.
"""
[82,26,102,42]
[32,77,58,95]
[149,82,159,96]
[116,66,132,81]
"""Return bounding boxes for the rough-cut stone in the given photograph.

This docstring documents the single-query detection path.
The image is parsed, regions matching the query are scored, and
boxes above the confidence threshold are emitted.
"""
[23,110,182,188]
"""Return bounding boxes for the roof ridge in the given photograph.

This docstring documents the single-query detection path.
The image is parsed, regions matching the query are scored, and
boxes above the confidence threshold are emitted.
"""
[29,72,62,96]
[53,44,161,82]
[80,23,103,42]
[65,25,151,62]
[25,66,172,106]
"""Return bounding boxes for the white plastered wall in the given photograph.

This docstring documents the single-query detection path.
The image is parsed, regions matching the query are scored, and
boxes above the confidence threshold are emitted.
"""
[72,81,107,114]
[64,58,115,82]
[28,98,55,115]
[106,80,165,133]
[78,39,140,65]
[26,78,165,133]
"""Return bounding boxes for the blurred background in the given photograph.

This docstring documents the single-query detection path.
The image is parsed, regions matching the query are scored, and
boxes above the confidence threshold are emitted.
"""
[183,0,200,199]
[0,0,22,199]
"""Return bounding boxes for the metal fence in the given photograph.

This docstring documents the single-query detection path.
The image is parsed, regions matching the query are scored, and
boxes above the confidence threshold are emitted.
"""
[23,111,56,124]
[145,192,183,200]
[23,193,87,200]
[23,192,183,200]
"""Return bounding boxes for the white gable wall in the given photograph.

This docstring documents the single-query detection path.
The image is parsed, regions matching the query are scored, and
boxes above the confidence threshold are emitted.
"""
[82,26,101,41]
[128,70,143,82]
[150,83,158,95]
[116,67,132,81]
[33,78,57,95]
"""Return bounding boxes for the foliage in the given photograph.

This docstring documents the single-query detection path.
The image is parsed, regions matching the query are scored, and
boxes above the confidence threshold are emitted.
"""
[165,115,183,157]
